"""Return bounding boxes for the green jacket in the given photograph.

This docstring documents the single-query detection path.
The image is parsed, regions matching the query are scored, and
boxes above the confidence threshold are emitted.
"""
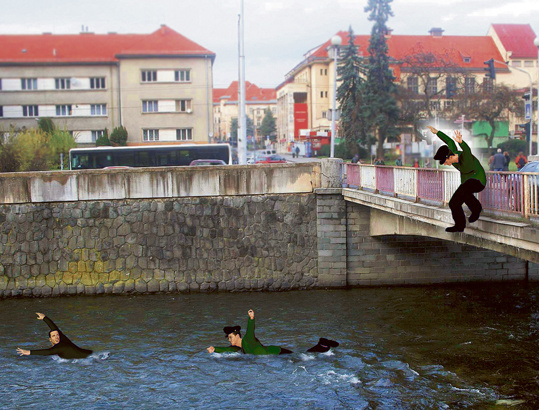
[213,318,282,355]
[437,131,486,186]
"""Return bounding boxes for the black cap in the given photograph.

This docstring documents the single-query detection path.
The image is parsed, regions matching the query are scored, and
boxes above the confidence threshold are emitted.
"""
[223,326,241,337]
[434,145,453,165]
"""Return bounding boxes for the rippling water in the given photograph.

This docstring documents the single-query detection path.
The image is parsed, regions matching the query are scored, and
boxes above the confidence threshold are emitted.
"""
[1,284,538,408]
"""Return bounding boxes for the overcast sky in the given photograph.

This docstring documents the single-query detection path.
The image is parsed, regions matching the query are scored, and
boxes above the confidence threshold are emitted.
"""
[1,0,538,89]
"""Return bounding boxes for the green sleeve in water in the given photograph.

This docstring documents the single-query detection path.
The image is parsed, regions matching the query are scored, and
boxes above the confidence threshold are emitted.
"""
[213,346,242,353]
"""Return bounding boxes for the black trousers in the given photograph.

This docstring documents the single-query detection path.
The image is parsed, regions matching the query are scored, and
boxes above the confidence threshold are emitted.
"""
[449,179,485,228]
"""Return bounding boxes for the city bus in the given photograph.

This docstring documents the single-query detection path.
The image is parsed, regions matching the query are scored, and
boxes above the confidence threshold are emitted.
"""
[69,144,232,170]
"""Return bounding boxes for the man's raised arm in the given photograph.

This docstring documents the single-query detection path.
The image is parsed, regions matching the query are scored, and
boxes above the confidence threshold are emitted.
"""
[36,312,59,333]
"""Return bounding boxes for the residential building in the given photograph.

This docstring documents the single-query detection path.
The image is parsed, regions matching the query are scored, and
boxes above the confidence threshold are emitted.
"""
[213,81,277,143]
[0,25,215,145]
[277,24,538,147]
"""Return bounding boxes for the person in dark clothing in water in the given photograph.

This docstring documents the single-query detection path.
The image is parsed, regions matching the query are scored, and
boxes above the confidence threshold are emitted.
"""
[16,312,93,359]
[206,309,339,355]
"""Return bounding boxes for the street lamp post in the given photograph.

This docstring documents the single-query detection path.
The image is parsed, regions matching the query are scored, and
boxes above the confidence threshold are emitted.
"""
[330,35,341,158]
[534,37,539,156]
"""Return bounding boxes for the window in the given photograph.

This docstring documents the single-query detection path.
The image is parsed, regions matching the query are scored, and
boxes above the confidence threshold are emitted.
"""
[511,60,522,67]
[176,99,192,112]
[91,104,107,115]
[407,77,419,94]
[142,100,158,113]
[524,60,534,67]
[430,101,441,111]
[446,77,457,98]
[174,69,190,82]
[482,77,494,93]
[465,77,475,94]
[176,128,192,141]
[322,111,327,119]
[320,69,323,75]
[56,105,72,116]
[21,78,37,90]
[142,70,157,82]
[324,69,328,75]
[0,106,3,117]
[90,77,106,89]
[91,130,104,142]
[55,78,71,90]
[427,77,438,95]
[143,129,159,141]
[0,78,2,90]
[444,100,453,110]
[320,91,324,98]
[23,105,39,117]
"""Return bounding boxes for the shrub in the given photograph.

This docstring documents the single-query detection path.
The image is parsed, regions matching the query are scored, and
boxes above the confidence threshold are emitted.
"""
[110,126,128,146]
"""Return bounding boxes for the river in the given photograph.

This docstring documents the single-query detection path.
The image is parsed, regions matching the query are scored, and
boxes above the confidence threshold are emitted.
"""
[1,283,537,408]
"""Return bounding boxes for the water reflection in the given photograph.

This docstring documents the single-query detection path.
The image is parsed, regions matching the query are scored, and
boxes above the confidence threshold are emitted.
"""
[1,284,537,408]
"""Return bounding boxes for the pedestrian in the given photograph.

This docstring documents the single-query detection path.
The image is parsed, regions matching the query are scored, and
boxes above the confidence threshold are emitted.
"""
[503,151,510,171]
[492,148,505,171]
[427,126,486,232]
[351,154,359,164]
[488,150,496,170]
[413,159,419,168]
[425,159,431,168]
[515,152,527,170]
[395,158,402,166]
[374,158,380,165]
[295,146,300,158]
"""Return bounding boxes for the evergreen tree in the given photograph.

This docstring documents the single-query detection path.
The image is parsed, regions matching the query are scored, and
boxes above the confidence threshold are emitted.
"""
[96,129,111,146]
[337,26,369,155]
[259,108,276,139]
[230,117,255,143]
[110,126,128,146]
[363,0,400,159]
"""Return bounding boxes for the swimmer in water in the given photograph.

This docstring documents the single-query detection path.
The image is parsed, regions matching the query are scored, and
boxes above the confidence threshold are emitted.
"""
[206,309,339,355]
[16,312,93,359]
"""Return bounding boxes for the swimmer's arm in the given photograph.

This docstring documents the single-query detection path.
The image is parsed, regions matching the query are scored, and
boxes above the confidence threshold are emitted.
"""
[22,345,63,356]
[16,348,30,356]
[40,315,60,333]
[245,309,255,341]
[208,346,241,353]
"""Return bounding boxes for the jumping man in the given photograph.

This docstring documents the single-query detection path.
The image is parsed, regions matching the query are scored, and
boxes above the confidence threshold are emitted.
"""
[427,126,486,232]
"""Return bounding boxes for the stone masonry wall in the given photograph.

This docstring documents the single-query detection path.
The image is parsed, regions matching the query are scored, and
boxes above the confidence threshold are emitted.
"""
[346,202,538,285]
[0,194,318,298]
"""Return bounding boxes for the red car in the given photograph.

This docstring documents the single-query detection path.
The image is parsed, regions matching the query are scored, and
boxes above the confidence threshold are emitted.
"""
[255,154,287,164]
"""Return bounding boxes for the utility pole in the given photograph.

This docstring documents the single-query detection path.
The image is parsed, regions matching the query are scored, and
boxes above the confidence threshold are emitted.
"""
[237,0,247,164]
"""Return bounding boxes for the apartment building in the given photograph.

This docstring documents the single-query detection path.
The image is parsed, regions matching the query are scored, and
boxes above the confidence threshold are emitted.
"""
[276,24,538,145]
[0,25,215,145]
[213,81,277,142]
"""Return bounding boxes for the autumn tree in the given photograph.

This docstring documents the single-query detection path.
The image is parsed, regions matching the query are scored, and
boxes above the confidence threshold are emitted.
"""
[259,108,276,139]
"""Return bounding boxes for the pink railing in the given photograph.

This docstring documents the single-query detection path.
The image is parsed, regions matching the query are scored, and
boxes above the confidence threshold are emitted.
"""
[343,163,539,220]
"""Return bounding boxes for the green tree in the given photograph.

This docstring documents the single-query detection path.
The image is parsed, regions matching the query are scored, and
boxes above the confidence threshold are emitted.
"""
[49,129,77,169]
[13,128,51,171]
[259,108,276,139]
[110,125,128,146]
[363,0,400,159]
[0,132,21,172]
[37,117,55,134]
[230,117,255,142]
[337,26,370,154]
[96,129,111,146]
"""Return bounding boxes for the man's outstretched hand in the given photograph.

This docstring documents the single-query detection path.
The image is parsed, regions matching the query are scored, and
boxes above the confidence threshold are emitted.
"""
[16,347,30,356]
[453,130,463,144]
[35,313,45,320]
[248,310,254,320]
[426,126,438,134]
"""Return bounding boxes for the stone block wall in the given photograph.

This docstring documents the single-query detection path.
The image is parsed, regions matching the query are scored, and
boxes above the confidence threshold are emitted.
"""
[346,201,536,285]
[0,194,318,297]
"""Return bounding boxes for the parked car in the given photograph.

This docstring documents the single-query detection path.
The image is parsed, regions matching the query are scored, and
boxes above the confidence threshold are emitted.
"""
[189,159,227,166]
[255,154,287,164]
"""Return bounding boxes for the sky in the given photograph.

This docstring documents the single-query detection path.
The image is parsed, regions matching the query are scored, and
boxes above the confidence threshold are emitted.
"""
[1,0,538,89]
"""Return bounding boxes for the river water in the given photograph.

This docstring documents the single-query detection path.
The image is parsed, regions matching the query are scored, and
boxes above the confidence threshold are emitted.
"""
[1,284,538,408]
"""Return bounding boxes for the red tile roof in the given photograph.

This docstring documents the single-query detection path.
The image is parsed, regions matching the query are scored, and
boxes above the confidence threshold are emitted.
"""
[491,24,537,59]
[310,31,507,71]
[213,81,276,104]
[0,25,214,64]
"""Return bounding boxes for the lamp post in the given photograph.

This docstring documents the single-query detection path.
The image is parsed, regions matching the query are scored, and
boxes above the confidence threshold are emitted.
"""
[330,35,341,158]
[534,37,539,156]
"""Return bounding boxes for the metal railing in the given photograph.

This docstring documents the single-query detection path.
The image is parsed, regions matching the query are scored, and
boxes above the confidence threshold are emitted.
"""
[343,164,539,219]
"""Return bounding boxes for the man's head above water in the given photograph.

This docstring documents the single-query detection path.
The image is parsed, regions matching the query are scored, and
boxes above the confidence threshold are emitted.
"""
[48,330,60,346]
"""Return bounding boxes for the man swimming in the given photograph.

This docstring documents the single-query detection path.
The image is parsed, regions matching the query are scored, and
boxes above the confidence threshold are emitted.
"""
[16,312,93,359]
[206,309,338,355]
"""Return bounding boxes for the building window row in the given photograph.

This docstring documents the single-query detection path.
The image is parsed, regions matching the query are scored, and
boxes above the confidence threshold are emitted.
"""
[406,76,483,97]
[142,99,192,113]
[0,76,107,91]
[0,104,108,118]
[142,128,194,142]
[140,69,192,83]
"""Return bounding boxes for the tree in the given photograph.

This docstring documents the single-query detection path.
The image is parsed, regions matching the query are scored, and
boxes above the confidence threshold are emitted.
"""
[230,117,255,143]
[464,84,521,148]
[49,129,77,169]
[337,26,370,153]
[0,131,20,172]
[363,0,400,158]
[13,128,51,171]
[110,126,128,146]
[37,117,55,134]
[96,129,111,146]
[259,108,276,139]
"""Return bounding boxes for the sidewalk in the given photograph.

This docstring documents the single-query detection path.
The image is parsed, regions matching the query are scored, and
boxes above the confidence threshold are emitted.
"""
[281,152,322,163]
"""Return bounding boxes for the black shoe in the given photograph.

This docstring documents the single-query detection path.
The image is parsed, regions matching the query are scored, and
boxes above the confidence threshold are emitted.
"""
[445,225,465,233]
[469,209,482,223]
